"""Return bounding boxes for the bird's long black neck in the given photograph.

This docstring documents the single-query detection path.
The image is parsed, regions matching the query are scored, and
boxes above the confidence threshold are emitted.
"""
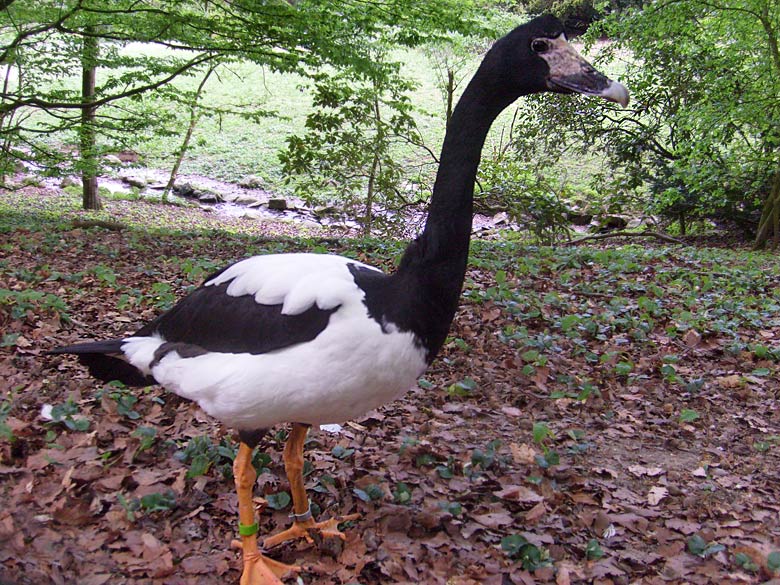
[417,85,508,268]
[390,62,518,360]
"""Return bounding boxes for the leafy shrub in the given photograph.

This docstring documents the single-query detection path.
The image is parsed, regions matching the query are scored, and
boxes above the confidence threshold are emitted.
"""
[477,158,571,244]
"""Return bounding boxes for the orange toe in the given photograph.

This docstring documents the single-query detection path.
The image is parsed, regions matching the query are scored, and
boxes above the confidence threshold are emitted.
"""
[231,540,300,584]
[263,513,360,549]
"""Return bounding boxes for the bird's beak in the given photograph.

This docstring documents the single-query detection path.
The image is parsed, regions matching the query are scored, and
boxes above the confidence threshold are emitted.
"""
[541,34,629,107]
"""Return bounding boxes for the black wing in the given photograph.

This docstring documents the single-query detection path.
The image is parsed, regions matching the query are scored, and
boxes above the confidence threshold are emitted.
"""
[137,281,338,355]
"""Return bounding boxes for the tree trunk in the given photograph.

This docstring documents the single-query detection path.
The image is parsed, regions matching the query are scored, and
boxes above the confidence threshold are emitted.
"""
[0,62,19,182]
[754,167,780,250]
[163,66,215,202]
[363,94,385,237]
[445,69,455,128]
[80,28,100,211]
[364,151,379,237]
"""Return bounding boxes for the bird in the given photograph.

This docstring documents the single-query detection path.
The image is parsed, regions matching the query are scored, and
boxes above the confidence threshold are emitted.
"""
[50,14,628,585]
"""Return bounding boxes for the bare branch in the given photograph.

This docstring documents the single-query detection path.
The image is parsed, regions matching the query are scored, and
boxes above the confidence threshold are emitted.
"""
[569,230,685,246]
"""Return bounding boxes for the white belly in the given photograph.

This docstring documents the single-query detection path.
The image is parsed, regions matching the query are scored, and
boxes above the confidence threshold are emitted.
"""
[132,302,428,429]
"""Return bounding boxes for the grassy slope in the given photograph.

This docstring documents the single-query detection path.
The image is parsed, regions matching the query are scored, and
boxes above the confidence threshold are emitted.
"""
[38,37,610,191]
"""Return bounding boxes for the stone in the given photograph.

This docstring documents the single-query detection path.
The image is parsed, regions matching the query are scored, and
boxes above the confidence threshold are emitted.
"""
[121,175,148,189]
[268,198,288,211]
[238,174,265,189]
[231,194,261,206]
[314,205,338,217]
[198,191,222,203]
[175,182,222,203]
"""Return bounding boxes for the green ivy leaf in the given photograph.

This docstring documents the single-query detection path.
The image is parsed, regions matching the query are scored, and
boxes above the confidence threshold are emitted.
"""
[266,491,291,510]
[139,490,176,512]
[186,453,211,478]
[687,534,707,556]
[767,551,780,572]
[393,482,412,504]
[332,445,355,459]
[734,552,759,572]
[501,534,529,557]
[585,539,604,560]
[532,422,553,444]
[353,483,384,502]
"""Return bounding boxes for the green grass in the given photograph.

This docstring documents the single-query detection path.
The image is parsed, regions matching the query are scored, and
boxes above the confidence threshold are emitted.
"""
[33,37,620,192]
[140,59,314,182]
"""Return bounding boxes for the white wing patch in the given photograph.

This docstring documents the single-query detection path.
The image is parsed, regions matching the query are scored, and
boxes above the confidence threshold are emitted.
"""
[205,253,380,315]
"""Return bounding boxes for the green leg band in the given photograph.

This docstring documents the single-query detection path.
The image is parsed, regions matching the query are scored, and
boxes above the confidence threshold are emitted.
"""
[239,522,259,536]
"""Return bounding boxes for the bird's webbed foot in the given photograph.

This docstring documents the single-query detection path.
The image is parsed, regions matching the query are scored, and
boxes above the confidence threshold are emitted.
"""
[262,507,361,549]
[231,539,300,584]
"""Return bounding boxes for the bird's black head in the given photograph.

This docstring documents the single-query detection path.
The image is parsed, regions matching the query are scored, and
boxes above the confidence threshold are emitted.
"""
[481,14,629,106]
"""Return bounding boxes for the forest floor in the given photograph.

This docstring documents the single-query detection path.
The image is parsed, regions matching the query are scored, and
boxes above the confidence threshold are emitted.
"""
[1,187,779,585]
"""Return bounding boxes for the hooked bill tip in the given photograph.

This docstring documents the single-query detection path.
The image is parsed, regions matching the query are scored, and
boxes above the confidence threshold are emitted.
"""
[601,80,630,107]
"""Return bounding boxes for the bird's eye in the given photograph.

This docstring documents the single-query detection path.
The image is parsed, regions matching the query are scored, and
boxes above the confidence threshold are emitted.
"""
[531,39,549,53]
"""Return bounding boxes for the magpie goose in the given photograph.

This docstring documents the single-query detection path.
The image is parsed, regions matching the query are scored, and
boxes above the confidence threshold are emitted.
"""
[50,14,628,584]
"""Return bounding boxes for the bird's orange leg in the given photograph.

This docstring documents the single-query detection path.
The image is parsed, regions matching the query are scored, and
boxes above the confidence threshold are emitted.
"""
[232,441,300,584]
[263,423,360,549]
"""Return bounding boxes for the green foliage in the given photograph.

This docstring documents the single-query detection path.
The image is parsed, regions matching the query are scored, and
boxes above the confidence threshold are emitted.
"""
[468,439,506,474]
[266,491,291,511]
[438,500,463,516]
[0,288,69,321]
[500,534,552,570]
[132,426,157,453]
[0,399,13,442]
[392,481,413,504]
[139,490,177,513]
[585,538,605,560]
[280,47,422,237]
[532,421,560,468]
[118,490,176,521]
[768,551,780,573]
[49,399,90,431]
[331,445,355,460]
[446,377,477,398]
[174,435,236,480]
[516,0,780,240]
[97,381,141,420]
[532,422,554,445]
[145,282,177,310]
[477,156,572,244]
[614,361,633,377]
[435,457,458,479]
[90,264,118,286]
[1,0,482,208]
[353,483,385,503]
[687,534,725,558]
[423,11,511,123]
[733,551,760,573]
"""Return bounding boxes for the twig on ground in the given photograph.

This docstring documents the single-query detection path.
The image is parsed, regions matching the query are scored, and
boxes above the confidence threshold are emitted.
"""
[569,230,685,246]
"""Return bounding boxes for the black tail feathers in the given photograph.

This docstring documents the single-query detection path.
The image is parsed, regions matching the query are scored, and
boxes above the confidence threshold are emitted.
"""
[48,339,126,356]
[48,339,155,387]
